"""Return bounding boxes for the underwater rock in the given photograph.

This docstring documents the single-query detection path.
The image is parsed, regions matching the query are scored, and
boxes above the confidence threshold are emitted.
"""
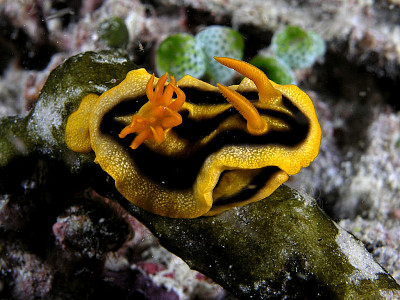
[52,200,130,260]
[0,240,53,299]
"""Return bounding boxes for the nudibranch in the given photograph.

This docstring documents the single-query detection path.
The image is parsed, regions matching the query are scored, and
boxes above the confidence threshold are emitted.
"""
[65,57,321,218]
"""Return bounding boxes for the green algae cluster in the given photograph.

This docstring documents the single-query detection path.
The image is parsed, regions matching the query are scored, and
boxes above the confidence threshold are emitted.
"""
[155,26,244,84]
[248,25,325,85]
[196,25,244,84]
[155,25,324,86]
[250,55,296,85]
[155,33,206,80]
[98,17,129,48]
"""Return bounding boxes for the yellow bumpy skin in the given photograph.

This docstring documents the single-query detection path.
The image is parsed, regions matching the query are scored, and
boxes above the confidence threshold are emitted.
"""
[65,57,321,218]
